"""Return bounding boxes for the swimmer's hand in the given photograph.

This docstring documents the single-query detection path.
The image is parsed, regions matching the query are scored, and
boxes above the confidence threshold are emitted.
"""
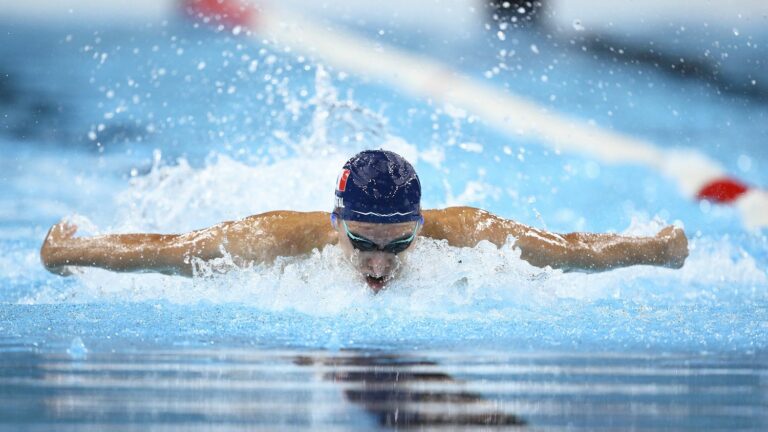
[656,225,688,269]
[41,220,79,276]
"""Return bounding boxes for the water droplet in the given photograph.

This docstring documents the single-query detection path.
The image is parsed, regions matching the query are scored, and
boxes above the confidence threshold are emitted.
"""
[459,142,483,153]
[572,19,585,31]
[737,155,752,172]
[67,337,88,360]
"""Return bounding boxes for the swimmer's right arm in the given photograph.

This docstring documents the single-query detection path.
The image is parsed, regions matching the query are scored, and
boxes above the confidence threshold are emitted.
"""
[40,211,337,277]
[422,206,688,272]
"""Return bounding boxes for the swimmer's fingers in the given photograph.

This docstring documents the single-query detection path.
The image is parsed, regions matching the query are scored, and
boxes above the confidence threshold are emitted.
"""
[657,225,688,269]
[46,220,79,243]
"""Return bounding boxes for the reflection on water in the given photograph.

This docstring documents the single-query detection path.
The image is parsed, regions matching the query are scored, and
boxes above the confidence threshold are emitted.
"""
[295,353,525,427]
[1,343,765,431]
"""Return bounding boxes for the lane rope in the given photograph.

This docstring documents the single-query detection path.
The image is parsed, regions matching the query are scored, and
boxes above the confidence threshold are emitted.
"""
[183,0,768,230]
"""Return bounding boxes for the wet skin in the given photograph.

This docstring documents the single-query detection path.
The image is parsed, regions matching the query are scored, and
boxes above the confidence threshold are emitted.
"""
[41,207,689,294]
[334,220,421,293]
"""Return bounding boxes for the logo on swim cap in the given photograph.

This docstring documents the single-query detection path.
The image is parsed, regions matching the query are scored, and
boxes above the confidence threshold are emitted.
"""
[336,169,351,192]
[333,150,421,224]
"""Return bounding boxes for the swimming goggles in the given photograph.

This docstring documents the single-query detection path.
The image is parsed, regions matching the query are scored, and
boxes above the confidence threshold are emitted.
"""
[342,221,419,254]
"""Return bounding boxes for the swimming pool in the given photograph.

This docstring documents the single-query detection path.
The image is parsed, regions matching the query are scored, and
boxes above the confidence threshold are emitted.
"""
[1,8,767,430]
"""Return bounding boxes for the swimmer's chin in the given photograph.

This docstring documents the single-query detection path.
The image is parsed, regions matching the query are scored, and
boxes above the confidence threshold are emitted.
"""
[365,274,391,294]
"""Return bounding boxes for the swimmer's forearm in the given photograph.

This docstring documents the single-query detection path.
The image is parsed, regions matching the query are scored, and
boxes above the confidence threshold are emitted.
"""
[43,234,200,276]
[517,226,689,271]
[544,233,669,271]
[42,228,231,276]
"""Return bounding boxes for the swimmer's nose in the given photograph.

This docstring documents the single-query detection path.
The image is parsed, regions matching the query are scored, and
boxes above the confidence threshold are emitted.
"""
[363,252,394,277]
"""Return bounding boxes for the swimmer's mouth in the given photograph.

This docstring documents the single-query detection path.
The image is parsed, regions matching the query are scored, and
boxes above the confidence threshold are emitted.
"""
[365,275,389,293]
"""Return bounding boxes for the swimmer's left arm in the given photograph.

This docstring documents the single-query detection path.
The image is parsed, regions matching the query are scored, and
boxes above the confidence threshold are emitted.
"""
[421,206,688,272]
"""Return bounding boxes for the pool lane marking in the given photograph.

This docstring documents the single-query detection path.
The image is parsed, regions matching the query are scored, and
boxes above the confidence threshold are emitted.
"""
[182,0,767,230]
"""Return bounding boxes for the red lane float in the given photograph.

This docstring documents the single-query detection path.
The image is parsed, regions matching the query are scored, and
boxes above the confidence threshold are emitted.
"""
[696,178,749,203]
[183,0,253,28]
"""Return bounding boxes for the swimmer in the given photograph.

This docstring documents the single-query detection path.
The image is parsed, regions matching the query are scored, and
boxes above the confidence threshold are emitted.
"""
[40,150,689,292]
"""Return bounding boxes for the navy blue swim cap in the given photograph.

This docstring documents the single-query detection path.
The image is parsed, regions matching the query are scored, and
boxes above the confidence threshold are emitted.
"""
[333,150,421,224]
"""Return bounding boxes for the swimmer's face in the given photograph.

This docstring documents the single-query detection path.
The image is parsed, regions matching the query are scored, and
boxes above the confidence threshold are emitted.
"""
[335,219,421,293]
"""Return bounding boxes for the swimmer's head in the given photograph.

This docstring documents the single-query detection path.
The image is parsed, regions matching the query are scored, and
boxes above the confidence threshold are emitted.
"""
[331,150,422,293]
[333,149,422,224]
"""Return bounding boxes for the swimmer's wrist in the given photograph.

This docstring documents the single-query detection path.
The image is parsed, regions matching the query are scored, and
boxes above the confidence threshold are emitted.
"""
[660,229,688,268]
[42,236,98,272]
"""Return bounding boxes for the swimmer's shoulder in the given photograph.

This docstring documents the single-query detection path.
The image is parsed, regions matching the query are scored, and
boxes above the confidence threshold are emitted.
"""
[205,211,337,263]
[421,207,479,241]
[421,206,492,232]
[234,210,337,247]
[238,210,332,227]
[420,207,525,246]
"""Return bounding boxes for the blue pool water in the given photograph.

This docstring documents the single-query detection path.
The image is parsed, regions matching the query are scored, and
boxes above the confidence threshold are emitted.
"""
[1,11,767,430]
